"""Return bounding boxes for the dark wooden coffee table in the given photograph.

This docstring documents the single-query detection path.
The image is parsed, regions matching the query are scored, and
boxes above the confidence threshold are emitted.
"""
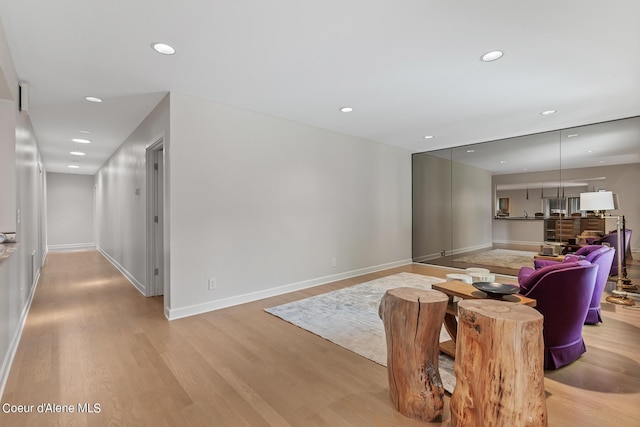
[431,281,536,357]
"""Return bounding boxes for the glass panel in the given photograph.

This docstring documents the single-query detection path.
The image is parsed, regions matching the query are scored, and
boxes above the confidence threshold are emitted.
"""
[412,115,640,270]
[412,149,452,262]
[450,142,494,257]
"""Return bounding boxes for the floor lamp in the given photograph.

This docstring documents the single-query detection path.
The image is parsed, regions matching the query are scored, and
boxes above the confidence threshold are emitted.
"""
[580,191,635,306]
[619,215,637,291]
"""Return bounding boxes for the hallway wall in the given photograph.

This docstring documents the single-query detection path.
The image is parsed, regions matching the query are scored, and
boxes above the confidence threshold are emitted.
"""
[0,19,47,396]
[46,172,94,251]
[94,94,169,297]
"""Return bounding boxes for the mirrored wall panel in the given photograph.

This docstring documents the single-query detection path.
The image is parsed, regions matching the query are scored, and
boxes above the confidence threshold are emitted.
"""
[412,115,640,272]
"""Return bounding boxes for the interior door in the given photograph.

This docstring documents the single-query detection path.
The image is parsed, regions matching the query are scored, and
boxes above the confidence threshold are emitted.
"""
[152,148,164,296]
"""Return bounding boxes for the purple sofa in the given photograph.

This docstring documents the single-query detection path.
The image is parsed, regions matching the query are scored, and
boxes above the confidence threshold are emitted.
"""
[518,260,598,369]
[520,245,615,324]
[593,229,632,276]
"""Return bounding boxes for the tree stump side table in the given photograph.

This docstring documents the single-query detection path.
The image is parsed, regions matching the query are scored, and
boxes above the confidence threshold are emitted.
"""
[378,287,448,422]
[450,299,547,427]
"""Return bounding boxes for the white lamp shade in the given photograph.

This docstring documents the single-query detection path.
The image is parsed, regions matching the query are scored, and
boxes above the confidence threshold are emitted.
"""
[580,191,615,211]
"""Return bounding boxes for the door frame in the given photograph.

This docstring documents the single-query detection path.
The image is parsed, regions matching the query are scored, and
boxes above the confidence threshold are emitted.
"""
[145,135,165,298]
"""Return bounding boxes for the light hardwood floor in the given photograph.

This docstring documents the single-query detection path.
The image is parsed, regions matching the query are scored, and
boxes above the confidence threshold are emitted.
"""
[1,251,640,426]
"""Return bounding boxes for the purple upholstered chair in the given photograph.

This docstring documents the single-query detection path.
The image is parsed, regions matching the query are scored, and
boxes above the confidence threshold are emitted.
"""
[575,246,615,324]
[519,245,615,324]
[593,229,632,276]
[517,261,598,369]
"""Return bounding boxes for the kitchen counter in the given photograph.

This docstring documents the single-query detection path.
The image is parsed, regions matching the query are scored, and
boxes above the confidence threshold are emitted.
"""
[493,218,544,244]
[494,216,544,220]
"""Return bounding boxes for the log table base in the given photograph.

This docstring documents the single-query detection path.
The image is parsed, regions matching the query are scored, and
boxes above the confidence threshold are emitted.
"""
[378,287,448,422]
[450,299,547,427]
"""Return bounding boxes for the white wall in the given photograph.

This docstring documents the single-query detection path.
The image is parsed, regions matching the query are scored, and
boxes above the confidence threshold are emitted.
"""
[0,19,47,396]
[0,18,17,233]
[168,92,412,318]
[94,94,169,297]
[46,172,94,250]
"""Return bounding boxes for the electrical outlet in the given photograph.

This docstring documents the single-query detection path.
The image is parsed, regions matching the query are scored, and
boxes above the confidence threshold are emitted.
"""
[208,278,217,291]
[331,258,337,268]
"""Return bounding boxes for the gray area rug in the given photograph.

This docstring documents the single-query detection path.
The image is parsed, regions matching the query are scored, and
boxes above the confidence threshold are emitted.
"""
[453,248,536,270]
[265,272,456,393]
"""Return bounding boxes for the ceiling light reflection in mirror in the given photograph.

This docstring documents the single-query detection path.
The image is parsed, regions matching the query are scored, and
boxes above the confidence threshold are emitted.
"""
[439,115,640,174]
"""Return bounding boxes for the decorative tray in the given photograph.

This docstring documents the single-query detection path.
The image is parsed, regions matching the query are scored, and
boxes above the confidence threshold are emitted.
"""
[472,282,520,298]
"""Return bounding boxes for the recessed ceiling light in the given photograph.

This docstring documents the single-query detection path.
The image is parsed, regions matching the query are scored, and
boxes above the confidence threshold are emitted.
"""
[586,150,593,153]
[72,138,91,143]
[70,151,86,156]
[78,130,91,134]
[567,133,579,138]
[598,160,606,164]
[340,107,354,113]
[540,110,557,115]
[522,168,528,171]
[85,96,102,103]
[466,149,475,153]
[423,135,434,140]
[67,165,80,169]
[499,160,507,164]
[152,42,176,55]
[481,50,504,62]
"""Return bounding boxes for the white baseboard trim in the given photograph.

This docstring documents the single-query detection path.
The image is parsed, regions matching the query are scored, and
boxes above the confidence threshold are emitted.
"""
[167,258,413,320]
[48,243,96,252]
[412,243,493,263]
[492,240,542,247]
[96,246,146,296]
[0,265,41,398]
[413,252,442,263]
[412,262,460,272]
[412,262,518,279]
[448,243,493,256]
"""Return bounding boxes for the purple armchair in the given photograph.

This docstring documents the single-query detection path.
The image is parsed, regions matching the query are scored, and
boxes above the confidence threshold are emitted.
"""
[518,261,598,369]
[576,246,615,323]
[520,245,615,324]
[593,229,632,276]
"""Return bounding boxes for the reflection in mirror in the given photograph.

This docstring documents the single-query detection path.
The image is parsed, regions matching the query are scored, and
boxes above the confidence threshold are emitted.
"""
[495,177,606,217]
[412,148,453,262]
[412,115,640,276]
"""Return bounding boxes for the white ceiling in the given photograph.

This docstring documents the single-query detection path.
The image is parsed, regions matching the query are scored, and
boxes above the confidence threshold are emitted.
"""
[1,1,640,175]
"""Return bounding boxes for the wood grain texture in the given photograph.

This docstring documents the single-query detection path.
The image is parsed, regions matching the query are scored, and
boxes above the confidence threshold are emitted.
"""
[378,287,448,421]
[450,299,547,427]
[1,250,639,426]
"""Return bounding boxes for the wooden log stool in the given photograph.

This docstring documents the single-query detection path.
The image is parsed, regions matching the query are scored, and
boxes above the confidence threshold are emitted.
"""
[450,299,547,427]
[378,287,448,422]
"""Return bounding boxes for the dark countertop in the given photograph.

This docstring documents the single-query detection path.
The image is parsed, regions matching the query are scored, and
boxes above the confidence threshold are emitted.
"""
[494,216,545,220]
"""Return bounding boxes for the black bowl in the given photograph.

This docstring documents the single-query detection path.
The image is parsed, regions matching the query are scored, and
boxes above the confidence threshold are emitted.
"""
[472,282,520,298]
